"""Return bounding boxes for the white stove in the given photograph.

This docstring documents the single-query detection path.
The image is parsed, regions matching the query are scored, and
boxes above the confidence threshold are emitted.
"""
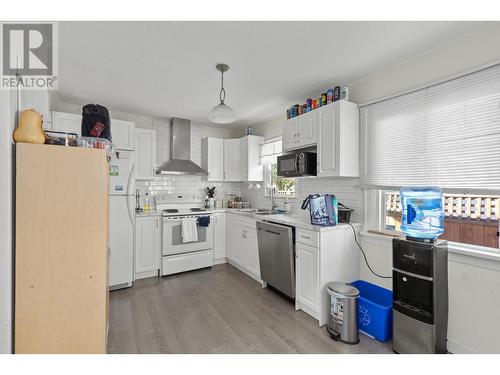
[156,194,214,276]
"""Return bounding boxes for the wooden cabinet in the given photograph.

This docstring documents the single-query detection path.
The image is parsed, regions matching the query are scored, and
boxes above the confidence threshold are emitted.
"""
[112,119,135,150]
[296,242,319,315]
[226,215,261,281]
[282,110,317,151]
[135,128,156,179]
[135,216,161,278]
[15,144,109,353]
[239,135,264,182]
[223,138,240,181]
[50,111,82,135]
[213,212,227,261]
[201,137,224,181]
[317,100,359,177]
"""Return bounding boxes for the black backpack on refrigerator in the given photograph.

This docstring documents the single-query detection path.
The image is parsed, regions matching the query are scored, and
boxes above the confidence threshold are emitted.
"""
[81,104,111,140]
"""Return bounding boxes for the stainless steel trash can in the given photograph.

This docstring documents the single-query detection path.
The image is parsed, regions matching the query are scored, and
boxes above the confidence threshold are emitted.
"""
[327,282,360,345]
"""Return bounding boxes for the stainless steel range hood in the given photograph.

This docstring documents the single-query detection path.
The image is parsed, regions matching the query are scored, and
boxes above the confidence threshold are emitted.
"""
[155,118,208,176]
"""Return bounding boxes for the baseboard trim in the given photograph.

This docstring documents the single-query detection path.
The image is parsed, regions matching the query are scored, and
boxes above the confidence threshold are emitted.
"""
[446,338,480,354]
[227,260,262,284]
[296,300,320,324]
[213,257,228,265]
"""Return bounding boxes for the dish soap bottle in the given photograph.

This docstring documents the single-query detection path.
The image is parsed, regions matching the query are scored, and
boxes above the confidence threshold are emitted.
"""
[143,191,151,213]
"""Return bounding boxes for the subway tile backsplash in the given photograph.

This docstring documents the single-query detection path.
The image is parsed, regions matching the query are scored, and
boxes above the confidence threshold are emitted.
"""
[240,176,362,223]
[136,176,241,205]
[137,175,361,222]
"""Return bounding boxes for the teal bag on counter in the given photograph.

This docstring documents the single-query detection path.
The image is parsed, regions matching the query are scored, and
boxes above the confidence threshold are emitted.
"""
[301,194,338,226]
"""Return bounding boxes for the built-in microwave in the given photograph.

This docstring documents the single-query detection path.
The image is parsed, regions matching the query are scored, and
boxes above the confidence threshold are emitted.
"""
[277,151,317,177]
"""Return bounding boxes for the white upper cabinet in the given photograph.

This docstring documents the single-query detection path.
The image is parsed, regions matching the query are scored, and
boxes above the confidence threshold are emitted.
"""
[112,119,135,150]
[297,110,317,147]
[50,111,136,151]
[223,138,241,181]
[50,111,82,135]
[201,137,224,181]
[282,117,298,150]
[239,135,264,182]
[135,128,156,180]
[282,110,317,151]
[317,100,359,177]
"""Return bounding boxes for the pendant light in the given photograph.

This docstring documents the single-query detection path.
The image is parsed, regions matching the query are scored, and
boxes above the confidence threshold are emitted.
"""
[209,63,236,124]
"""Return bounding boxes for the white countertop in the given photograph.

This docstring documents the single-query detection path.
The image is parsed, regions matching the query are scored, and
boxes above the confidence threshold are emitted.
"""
[135,207,359,232]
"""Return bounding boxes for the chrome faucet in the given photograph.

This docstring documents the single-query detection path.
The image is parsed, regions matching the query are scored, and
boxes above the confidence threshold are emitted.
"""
[270,186,278,211]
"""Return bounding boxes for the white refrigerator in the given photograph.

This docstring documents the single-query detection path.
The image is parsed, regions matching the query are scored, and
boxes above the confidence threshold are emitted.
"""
[108,150,135,289]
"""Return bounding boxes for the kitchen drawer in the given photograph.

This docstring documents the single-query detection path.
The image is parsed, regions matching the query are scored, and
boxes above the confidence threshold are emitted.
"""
[161,250,213,276]
[296,229,319,247]
[231,215,257,230]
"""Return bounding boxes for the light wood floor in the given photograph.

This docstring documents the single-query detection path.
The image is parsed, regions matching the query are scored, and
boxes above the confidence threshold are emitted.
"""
[108,263,393,354]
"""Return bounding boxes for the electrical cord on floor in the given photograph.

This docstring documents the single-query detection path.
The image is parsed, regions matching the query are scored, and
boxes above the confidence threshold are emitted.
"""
[347,222,392,279]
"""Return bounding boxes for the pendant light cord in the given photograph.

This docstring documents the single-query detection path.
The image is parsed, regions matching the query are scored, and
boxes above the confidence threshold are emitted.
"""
[219,70,226,103]
[347,223,392,279]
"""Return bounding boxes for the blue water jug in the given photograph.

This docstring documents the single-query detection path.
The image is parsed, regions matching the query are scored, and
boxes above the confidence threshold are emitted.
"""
[400,186,444,239]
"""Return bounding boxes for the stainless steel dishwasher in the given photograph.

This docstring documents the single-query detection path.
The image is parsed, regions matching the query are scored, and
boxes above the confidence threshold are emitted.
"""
[256,221,295,299]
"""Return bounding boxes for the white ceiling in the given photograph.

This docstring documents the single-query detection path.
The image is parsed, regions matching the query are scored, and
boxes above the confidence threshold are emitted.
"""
[57,21,487,127]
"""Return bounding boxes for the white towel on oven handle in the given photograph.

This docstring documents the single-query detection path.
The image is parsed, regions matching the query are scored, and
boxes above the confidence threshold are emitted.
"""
[181,217,198,243]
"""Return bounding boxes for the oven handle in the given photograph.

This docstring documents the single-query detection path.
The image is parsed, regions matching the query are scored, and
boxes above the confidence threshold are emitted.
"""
[295,153,300,175]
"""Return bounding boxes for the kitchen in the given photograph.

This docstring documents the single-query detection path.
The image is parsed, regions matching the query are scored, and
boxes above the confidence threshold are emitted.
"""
[2,8,500,371]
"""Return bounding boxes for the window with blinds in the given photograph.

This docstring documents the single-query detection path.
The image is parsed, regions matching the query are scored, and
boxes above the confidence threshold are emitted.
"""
[360,64,500,191]
[259,138,295,197]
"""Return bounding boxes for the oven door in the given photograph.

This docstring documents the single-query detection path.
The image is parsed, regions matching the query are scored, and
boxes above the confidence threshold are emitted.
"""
[162,216,213,256]
[277,154,299,177]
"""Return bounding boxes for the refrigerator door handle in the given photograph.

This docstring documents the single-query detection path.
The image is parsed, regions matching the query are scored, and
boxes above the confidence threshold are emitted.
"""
[126,162,135,227]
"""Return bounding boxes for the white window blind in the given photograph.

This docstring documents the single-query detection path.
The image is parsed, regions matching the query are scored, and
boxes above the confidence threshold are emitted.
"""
[360,64,500,192]
[259,138,282,166]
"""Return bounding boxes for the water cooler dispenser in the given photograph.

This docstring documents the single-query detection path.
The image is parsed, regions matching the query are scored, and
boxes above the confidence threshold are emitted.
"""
[392,187,448,354]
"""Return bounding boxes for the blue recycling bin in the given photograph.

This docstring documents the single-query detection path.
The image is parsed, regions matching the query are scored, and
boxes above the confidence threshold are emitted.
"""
[351,280,393,342]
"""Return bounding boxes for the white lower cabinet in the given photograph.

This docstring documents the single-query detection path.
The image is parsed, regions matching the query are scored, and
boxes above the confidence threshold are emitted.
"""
[213,212,227,262]
[243,228,260,277]
[135,216,161,279]
[296,242,319,316]
[295,226,361,326]
[227,215,261,281]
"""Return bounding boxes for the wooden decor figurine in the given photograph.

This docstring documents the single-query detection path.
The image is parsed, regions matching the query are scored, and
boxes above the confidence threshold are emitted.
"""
[13,109,46,144]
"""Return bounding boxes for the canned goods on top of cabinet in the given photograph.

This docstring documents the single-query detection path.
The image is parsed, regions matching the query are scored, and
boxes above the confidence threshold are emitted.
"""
[334,86,341,101]
[321,93,327,106]
[340,86,349,100]
[294,104,299,116]
[317,97,322,107]
[312,99,317,110]
[306,98,312,112]
[327,88,334,103]
[298,105,303,115]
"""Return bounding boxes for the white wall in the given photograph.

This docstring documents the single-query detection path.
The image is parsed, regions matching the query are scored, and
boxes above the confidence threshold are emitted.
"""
[0,89,15,353]
[50,94,154,130]
[349,23,500,105]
